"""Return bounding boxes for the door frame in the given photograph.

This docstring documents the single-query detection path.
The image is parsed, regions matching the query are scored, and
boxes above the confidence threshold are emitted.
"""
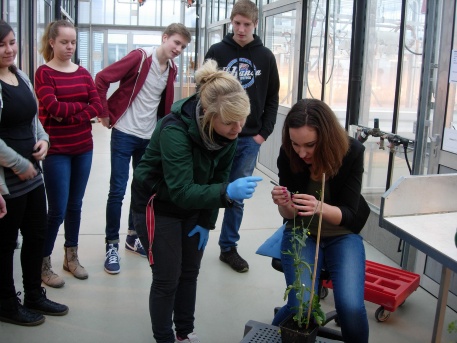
[414,0,457,310]
[256,0,302,180]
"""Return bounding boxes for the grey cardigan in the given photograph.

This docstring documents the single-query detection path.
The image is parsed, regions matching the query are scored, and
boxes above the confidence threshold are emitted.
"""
[0,69,49,195]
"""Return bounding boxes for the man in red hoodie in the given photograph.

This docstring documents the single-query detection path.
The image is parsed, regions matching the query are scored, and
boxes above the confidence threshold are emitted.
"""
[95,23,191,275]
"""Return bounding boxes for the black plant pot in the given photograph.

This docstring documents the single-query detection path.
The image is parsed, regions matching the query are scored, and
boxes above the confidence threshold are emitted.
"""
[279,314,319,343]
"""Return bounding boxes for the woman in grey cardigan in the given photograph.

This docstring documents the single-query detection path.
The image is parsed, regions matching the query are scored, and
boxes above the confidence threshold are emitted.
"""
[0,20,68,327]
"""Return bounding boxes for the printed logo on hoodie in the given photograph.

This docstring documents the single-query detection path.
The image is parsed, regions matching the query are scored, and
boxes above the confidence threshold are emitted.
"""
[223,58,261,89]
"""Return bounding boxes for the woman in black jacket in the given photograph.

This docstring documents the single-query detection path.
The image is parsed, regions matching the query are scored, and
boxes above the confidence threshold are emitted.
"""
[271,98,370,343]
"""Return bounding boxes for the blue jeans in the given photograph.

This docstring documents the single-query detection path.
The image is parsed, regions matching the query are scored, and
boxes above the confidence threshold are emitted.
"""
[105,128,150,243]
[219,136,260,251]
[272,232,369,343]
[132,211,203,343]
[42,152,92,256]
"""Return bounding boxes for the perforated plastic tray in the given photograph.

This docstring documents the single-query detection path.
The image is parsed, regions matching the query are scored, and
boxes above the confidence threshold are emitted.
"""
[241,320,340,343]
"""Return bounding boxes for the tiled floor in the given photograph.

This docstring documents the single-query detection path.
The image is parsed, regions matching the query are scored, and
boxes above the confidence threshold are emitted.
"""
[3,123,457,343]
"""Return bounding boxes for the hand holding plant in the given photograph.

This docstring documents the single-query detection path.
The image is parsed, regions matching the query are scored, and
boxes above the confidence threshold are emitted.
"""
[281,173,327,329]
[282,219,326,328]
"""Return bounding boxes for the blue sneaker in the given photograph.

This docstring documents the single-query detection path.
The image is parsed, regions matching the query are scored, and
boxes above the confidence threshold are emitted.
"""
[125,235,146,258]
[104,244,120,274]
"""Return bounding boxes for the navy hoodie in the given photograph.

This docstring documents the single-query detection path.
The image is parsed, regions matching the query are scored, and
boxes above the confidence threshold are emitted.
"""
[205,33,280,140]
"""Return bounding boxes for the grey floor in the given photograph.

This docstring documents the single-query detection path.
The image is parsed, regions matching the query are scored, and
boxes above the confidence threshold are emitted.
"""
[3,122,457,343]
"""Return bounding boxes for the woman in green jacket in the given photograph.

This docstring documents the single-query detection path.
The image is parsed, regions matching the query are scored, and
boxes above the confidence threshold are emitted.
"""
[131,59,262,343]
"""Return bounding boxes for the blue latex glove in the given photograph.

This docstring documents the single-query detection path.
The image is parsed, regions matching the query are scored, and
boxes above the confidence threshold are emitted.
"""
[227,176,263,201]
[188,225,209,251]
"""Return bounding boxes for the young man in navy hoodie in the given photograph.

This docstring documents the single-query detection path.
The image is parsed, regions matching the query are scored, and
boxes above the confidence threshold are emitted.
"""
[95,23,191,275]
[205,0,280,273]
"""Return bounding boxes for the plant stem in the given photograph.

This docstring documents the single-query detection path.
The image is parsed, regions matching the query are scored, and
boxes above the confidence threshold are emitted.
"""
[306,173,326,329]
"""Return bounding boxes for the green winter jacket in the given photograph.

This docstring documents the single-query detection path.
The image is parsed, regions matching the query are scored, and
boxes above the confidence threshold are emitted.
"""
[131,95,236,229]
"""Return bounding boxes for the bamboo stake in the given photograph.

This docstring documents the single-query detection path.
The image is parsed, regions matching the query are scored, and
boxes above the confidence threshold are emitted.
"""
[306,172,325,329]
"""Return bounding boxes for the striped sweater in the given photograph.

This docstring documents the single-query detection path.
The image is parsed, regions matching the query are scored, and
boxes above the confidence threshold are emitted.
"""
[35,65,102,155]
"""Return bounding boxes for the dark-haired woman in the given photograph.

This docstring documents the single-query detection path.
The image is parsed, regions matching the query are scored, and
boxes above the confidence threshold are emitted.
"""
[0,20,68,327]
[271,98,370,343]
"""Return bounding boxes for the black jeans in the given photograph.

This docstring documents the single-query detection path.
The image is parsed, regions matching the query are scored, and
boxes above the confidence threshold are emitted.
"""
[133,211,204,343]
[0,185,47,299]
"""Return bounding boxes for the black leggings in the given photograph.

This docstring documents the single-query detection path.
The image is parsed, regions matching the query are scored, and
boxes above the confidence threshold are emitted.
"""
[0,185,47,299]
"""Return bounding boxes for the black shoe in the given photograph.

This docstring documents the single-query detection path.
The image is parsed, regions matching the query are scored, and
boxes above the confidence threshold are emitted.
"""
[219,247,249,272]
[0,292,45,326]
[24,287,69,316]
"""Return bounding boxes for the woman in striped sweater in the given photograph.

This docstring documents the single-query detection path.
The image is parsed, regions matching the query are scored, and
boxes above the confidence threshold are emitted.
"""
[35,20,102,288]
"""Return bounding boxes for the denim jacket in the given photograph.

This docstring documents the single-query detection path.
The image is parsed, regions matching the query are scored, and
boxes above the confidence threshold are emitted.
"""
[0,69,49,195]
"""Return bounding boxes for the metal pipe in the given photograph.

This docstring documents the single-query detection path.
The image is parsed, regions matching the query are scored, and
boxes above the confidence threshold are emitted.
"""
[27,0,35,84]
[194,0,199,69]
[75,0,79,64]
[345,0,367,130]
[320,0,330,100]
[385,0,407,191]
[296,0,308,100]
[412,0,438,176]
[55,0,62,20]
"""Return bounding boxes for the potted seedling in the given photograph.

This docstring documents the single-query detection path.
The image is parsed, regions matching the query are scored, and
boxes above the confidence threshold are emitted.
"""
[279,174,326,343]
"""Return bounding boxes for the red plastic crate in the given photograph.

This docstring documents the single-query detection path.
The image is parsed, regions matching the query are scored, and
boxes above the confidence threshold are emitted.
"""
[322,260,420,312]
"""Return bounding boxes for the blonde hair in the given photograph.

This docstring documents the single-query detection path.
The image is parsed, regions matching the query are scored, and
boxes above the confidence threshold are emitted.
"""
[39,20,75,62]
[196,59,250,141]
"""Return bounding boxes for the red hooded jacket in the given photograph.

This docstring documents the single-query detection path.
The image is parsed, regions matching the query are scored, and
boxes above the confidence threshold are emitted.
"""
[95,47,177,126]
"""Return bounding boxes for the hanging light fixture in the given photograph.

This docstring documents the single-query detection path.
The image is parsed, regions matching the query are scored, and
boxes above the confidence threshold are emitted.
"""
[182,0,194,8]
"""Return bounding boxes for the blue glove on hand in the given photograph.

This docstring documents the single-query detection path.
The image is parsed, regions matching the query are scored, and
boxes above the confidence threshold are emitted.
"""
[188,225,209,251]
[227,176,263,201]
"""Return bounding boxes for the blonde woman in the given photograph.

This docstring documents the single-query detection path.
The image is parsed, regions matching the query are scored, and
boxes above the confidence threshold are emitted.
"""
[35,20,102,287]
[131,59,262,343]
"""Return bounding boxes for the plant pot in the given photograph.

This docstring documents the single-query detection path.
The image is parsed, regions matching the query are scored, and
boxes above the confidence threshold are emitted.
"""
[279,314,319,343]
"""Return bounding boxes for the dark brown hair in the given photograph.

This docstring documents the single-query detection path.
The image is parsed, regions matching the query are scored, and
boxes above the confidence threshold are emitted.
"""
[0,20,17,73]
[282,98,349,179]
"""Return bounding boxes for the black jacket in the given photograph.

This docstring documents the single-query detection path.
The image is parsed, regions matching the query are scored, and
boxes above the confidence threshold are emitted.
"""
[205,34,280,140]
[277,138,370,234]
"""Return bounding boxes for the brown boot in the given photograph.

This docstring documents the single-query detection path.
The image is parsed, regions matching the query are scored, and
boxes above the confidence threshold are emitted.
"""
[63,246,89,280]
[41,256,65,288]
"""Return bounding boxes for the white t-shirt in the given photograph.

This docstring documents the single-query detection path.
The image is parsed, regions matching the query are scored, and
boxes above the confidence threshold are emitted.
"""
[115,47,170,139]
